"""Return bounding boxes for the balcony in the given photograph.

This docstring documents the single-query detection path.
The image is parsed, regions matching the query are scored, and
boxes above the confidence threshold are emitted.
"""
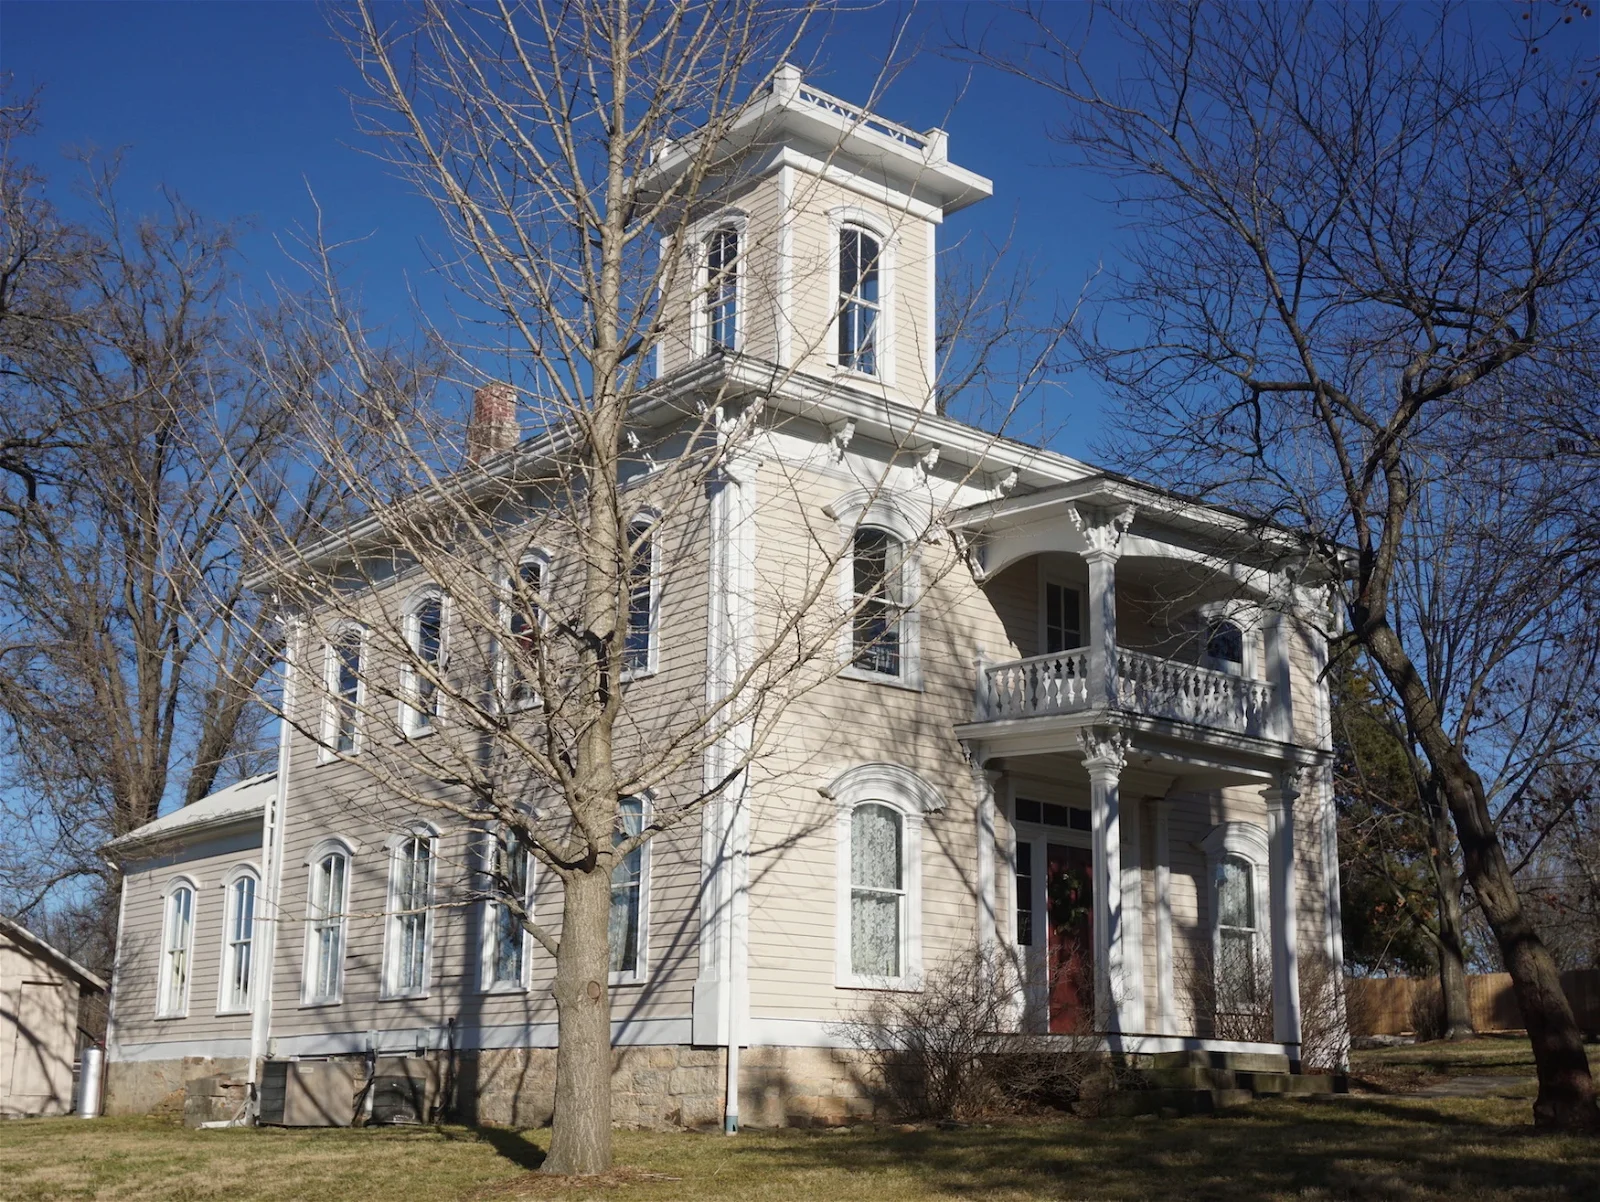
[978,647,1279,741]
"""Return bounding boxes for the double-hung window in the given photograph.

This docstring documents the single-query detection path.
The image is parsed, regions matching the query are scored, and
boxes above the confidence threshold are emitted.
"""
[851,526,907,678]
[622,520,656,677]
[1043,582,1082,654]
[404,592,445,734]
[220,871,257,1012]
[838,227,881,375]
[503,557,545,710]
[305,848,348,1004]
[705,227,739,353]
[485,827,532,990]
[385,833,434,996]
[158,882,195,1018]
[609,797,647,980]
[1216,855,1259,1007]
[849,802,905,979]
[326,626,364,754]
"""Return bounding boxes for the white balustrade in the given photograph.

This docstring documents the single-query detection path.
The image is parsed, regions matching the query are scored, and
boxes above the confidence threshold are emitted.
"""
[979,647,1277,738]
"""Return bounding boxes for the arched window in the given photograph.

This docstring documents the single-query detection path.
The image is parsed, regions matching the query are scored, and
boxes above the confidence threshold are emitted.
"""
[831,762,943,988]
[502,555,547,711]
[304,844,350,1005]
[325,624,365,755]
[838,226,882,375]
[384,830,435,997]
[609,796,648,982]
[849,802,905,978]
[622,517,657,678]
[705,226,739,353]
[219,869,258,1013]
[403,590,446,734]
[483,826,533,991]
[157,880,196,1018]
[852,526,907,678]
[1205,619,1244,672]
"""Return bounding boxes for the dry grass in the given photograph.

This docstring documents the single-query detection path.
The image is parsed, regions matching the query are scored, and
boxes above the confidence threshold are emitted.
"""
[3,1043,1598,1202]
[1348,1034,1596,1095]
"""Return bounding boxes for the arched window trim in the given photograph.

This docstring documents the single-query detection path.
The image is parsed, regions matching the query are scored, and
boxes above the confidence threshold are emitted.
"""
[401,585,449,736]
[215,863,261,1015]
[499,550,552,713]
[831,491,925,690]
[156,875,199,1019]
[694,211,747,357]
[301,839,354,1006]
[620,510,661,682]
[321,619,367,760]
[831,762,941,991]
[381,824,439,999]
[829,207,895,385]
[480,822,536,993]
[1193,600,1261,678]
[609,793,653,987]
[1200,821,1270,1010]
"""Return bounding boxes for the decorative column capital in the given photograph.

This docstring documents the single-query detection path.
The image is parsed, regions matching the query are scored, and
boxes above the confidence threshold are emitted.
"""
[1068,503,1137,562]
[1078,725,1130,777]
[1264,765,1307,813]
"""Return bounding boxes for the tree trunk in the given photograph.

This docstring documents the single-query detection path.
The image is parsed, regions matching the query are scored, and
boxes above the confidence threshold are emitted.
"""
[1425,778,1475,1041]
[544,867,615,1175]
[1367,624,1597,1129]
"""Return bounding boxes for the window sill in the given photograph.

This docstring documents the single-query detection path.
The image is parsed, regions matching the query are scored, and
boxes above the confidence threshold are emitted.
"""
[298,998,344,1010]
[379,989,431,1002]
[214,1006,251,1017]
[609,971,648,988]
[833,366,887,388]
[618,666,657,685]
[402,725,438,740]
[317,748,361,766]
[839,664,923,692]
[153,1011,189,1022]
[480,980,530,996]
[836,975,922,994]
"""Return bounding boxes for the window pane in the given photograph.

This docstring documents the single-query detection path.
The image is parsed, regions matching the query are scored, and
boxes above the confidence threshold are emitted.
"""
[492,831,528,985]
[1218,857,1253,929]
[1015,841,1034,946]
[707,228,738,351]
[1207,620,1243,665]
[851,804,902,891]
[624,525,653,672]
[1219,929,1257,1005]
[610,799,644,973]
[851,891,900,977]
[852,528,904,676]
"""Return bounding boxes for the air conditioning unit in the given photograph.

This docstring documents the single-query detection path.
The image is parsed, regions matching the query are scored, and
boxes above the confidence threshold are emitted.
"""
[258,1059,356,1127]
[369,1056,443,1125]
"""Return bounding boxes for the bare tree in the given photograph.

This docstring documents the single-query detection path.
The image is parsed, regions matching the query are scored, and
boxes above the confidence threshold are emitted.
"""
[0,129,358,952]
[237,0,1052,1175]
[965,2,1600,1127]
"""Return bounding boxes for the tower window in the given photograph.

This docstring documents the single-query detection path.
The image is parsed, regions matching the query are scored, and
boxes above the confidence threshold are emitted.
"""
[838,227,881,376]
[705,227,739,353]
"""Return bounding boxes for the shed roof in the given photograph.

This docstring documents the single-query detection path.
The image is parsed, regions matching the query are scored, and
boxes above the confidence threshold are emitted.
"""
[0,915,107,992]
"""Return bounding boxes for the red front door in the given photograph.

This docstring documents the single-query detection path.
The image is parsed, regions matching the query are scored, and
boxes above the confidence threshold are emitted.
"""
[1046,843,1094,1034]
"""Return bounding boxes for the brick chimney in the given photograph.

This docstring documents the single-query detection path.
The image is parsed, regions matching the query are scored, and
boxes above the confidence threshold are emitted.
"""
[466,382,519,464]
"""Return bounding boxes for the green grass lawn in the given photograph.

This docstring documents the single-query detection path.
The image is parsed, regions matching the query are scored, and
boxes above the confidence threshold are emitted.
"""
[2,1042,1597,1202]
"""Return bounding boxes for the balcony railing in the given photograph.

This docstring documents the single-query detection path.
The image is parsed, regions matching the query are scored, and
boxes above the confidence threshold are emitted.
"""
[979,647,1279,739]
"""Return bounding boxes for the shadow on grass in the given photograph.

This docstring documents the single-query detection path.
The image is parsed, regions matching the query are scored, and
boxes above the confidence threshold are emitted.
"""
[438,1124,547,1171]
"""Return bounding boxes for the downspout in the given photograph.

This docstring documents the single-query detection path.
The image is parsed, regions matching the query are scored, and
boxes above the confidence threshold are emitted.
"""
[248,613,299,1119]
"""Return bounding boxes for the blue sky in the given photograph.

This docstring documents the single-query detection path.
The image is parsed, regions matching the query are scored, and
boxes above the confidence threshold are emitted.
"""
[3,1,1125,457]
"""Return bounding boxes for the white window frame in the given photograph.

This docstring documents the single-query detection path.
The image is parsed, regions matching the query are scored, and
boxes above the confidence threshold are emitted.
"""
[694,213,747,357]
[1200,821,1270,1010]
[321,621,367,760]
[480,824,535,993]
[830,762,945,991]
[301,838,354,1007]
[1195,600,1260,678]
[619,512,660,682]
[498,551,551,713]
[829,208,895,386]
[381,825,438,1000]
[156,876,198,1019]
[215,864,260,1015]
[401,586,448,736]
[1038,574,1084,655]
[833,491,923,690]
[609,794,651,987]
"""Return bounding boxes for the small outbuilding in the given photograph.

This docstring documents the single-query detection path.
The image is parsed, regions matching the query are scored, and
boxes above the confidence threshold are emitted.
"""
[1,915,107,1116]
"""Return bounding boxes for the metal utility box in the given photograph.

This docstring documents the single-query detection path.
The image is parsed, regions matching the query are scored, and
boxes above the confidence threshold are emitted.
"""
[258,1059,356,1127]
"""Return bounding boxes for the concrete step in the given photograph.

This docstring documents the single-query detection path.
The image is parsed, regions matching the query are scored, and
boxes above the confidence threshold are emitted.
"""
[1149,1066,1239,1091]
[1151,1050,1291,1075]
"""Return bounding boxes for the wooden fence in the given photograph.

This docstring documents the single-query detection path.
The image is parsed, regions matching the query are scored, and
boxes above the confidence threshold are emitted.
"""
[1348,969,1600,1037]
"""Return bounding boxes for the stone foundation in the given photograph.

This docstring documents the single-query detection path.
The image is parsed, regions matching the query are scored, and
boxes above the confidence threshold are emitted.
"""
[105,1045,891,1131]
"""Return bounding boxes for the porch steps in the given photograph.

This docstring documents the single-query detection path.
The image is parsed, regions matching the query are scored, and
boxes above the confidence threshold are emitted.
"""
[1108,1050,1347,1116]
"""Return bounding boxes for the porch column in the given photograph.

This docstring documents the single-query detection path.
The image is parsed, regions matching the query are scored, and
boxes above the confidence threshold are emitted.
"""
[1264,768,1305,1052]
[1080,726,1139,1033]
[970,757,1002,956]
[1073,505,1134,709]
[1153,796,1176,1035]
[1263,609,1295,741]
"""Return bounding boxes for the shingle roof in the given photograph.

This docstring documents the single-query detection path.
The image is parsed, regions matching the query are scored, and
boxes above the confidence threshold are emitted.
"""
[103,771,273,857]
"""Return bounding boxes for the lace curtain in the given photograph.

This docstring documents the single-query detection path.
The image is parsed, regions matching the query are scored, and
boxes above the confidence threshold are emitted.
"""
[851,803,903,976]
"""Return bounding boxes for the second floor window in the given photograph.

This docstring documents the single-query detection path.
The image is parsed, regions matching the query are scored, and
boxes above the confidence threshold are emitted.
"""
[705,226,739,352]
[327,627,363,754]
[306,849,348,1004]
[622,520,655,676]
[1205,619,1245,674]
[1044,583,1082,655]
[504,557,545,710]
[221,872,256,1012]
[405,593,445,733]
[386,833,433,996]
[838,226,881,375]
[851,526,906,678]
